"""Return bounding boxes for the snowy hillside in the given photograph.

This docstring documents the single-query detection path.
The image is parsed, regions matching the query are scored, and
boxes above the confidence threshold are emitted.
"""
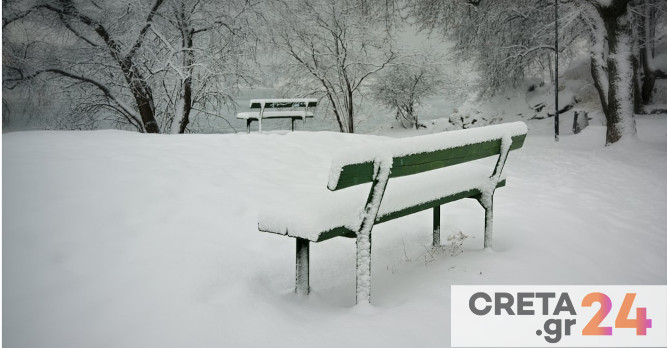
[3,116,667,347]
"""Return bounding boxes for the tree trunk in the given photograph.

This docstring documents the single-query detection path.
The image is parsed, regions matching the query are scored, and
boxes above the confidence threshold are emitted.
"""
[587,0,636,144]
[172,26,195,134]
[632,53,643,114]
[587,4,610,119]
[601,2,636,144]
[590,56,610,117]
[123,63,159,133]
[347,87,354,133]
[178,75,193,134]
[638,0,657,105]
[331,98,345,133]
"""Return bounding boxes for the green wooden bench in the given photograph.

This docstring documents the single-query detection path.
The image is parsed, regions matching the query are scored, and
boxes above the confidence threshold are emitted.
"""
[237,98,318,133]
[258,122,528,303]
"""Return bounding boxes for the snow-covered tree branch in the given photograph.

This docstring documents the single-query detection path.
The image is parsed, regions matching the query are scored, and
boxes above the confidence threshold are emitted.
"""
[3,0,260,133]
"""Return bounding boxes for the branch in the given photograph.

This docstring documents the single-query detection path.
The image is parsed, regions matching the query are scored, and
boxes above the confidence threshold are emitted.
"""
[27,3,124,63]
[500,44,555,63]
[126,0,165,59]
[192,19,236,35]
[6,68,142,127]
[3,8,37,28]
[58,13,99,47]
[191,107,238,133]
[353,50,396,91]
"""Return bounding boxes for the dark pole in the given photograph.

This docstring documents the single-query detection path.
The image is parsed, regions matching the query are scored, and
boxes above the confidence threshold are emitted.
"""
[554,0,560,142]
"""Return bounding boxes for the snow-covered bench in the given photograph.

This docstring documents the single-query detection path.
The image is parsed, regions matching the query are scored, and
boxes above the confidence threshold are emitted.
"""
[237,98,317,133]
[258,122,528,303]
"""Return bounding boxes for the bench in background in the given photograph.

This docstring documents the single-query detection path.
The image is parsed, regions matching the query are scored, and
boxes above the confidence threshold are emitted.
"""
[236,98,317,133]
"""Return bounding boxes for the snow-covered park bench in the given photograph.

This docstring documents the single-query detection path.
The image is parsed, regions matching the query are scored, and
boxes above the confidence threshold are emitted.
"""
[258,122,528,303]
[236,98,317,133]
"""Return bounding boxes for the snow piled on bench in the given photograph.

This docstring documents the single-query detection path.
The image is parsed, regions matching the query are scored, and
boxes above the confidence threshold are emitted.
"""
[249,98,318,106]
[236,111,314,119]
[258,187,365,241]
[328,121,527,190]
[258,160,505,241]
[259,123,525,241]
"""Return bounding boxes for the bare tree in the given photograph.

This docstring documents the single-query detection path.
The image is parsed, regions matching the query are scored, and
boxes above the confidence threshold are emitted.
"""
[151,0,260,133]
[371,54,444,129]
[4,0,165,133]
[269,0,397,133]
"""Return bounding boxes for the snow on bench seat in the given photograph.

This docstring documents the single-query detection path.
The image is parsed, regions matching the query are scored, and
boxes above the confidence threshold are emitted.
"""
[249,98,318,106]
[236,111,314,120]
[260,122,527,241]
[258,160,505,242]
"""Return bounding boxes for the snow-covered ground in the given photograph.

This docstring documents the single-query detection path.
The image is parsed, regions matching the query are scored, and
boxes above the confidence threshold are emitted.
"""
[3,116,667,347]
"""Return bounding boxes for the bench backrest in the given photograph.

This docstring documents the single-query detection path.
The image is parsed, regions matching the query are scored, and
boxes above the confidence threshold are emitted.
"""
[328,122,528,191]
[249,98,318,109]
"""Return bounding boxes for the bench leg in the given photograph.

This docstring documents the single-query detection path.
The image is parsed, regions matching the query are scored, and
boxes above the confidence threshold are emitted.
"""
[356,231,372,304]
[295,238,310,295]
[355,158,391,304]
[433,206,441,247]
[246,120,251,134]
[291,118,295,131]
[481,195,494,249]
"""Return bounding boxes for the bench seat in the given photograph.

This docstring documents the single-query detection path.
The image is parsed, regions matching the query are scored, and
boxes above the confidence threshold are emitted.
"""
[259,160,507,242]
[236,111,314,120]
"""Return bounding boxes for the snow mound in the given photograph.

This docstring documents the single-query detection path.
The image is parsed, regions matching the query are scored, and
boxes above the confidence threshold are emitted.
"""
[3,117,667,347]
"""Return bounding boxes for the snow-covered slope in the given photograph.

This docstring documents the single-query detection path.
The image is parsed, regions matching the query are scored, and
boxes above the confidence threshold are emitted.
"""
[3,117,667,347]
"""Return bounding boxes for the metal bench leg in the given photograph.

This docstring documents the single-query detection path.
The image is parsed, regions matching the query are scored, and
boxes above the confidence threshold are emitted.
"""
[480,135,509,249]
[433,206,441,247]
[481,195,494,249]
[295,238,310,295]
[475,194,494,249]
[291,118,295,131]
[355,158,391,304]
[356,230,372,303]
[246,120,251,134]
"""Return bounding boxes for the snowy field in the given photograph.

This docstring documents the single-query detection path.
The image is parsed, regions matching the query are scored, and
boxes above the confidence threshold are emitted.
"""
[3,116,667,347]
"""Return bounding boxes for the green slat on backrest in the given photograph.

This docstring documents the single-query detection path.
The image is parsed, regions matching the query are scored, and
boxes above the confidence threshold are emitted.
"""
[249,101,318,109]
[328,122,527,191]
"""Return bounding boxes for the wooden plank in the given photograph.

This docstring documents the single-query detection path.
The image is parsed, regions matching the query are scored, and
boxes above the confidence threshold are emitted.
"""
[375,179,506,224]
[331,134,525,191]
[306,179,506,242]
[315,226,356,242]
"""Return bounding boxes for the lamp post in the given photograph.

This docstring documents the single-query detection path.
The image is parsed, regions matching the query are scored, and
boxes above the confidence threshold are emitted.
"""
[554,0,560,142]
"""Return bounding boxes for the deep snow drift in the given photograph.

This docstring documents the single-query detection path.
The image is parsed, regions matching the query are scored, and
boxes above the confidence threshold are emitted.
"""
[3,116,666,347]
